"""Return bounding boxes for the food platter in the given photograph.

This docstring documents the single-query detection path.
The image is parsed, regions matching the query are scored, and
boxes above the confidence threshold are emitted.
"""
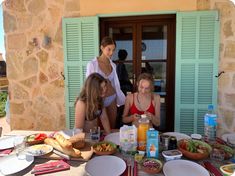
[92,141,117,155]
[26,133,47,145]
[26,144,53,156]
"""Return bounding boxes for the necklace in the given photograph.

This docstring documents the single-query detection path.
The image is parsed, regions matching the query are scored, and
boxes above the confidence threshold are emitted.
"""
[136,93,151,111]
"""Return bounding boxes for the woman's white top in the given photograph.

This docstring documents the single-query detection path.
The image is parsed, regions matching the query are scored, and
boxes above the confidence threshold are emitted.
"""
[86,57,125,106]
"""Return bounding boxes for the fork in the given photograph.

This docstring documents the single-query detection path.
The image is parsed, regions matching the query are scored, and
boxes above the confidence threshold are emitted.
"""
[130,157,134,176]
[31,164,64,174]
[127,158,131,176]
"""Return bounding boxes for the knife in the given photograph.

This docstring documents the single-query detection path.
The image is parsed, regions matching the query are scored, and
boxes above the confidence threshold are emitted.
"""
[53,149,70,160]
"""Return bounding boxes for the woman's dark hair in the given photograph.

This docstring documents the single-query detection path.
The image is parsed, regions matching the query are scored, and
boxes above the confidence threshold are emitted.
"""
[75,73,107,121]
[118,49,128,61]
[100,36,116,47]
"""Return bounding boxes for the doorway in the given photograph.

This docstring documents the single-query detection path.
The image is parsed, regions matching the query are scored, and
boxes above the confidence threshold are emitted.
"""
[100,14,176,132]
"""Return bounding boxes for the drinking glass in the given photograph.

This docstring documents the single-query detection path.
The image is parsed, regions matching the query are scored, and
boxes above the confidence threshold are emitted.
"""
[90,126,100,143]
[13,136,26,159]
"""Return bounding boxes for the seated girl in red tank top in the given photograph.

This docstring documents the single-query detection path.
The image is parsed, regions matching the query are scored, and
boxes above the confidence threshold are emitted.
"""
[122,73,161,127]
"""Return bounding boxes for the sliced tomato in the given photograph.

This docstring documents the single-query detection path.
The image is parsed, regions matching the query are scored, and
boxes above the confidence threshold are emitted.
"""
[180,141,187,150]
[35,133,47,140]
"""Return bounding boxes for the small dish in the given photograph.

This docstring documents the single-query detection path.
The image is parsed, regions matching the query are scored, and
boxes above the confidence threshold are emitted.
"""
[162,149,182,161]
[141,158,162,174]
[191,134,202,140]
[92,141,117,155]
[26,133,47,145]
[26,144,53,156]
[220,163,235,176]
[227,136,235,148]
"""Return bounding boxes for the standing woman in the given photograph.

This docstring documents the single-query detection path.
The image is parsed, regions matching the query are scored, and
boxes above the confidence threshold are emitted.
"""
[75,73,111,134]
[122,73,161,127]
[86,36,125,129]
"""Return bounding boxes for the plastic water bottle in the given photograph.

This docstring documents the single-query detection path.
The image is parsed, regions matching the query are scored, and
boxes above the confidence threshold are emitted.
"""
[204,105,217,142]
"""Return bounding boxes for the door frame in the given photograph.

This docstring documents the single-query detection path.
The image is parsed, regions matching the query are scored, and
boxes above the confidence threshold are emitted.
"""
[100,14,176,132]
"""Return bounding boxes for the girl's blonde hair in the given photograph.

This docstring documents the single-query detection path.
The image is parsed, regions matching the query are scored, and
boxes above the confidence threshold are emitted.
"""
[137,73,154,91]
[75,73,107,121]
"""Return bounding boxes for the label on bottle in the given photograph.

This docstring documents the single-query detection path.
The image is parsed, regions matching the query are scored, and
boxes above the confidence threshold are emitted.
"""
[204,113,217,142]
[204,114,217,126]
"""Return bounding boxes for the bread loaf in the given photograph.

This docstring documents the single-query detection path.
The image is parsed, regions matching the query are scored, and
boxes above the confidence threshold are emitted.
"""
[44,138,81,157]
[54,133,72,148]
[69,132,86,149]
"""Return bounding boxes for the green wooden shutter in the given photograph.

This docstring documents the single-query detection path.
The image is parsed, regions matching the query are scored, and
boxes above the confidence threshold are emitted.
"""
[175,11,219,135]
[62,17,99,129]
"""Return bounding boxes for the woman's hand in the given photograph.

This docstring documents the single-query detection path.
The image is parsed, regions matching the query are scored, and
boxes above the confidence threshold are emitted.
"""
[144,112,154,121]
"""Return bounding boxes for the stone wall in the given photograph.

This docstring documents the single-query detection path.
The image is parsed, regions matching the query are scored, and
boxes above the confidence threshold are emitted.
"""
[2,0,235,134]
[2,0,81,130]
[197,0,235,135]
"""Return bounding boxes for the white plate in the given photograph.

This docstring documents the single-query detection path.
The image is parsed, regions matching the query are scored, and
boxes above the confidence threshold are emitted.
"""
[162,132,191,141]
[163,160,209,176]
[26,144,53,156]
[221,133,235,142]
[0,154,34,175]
[104,132,120,145]
[85,155,126,176]
[59,129,83,139]
[0,136,25,150]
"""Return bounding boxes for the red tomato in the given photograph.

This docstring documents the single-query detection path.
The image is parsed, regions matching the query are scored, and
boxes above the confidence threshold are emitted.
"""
[180,141,187,150]
[35,133,47,140]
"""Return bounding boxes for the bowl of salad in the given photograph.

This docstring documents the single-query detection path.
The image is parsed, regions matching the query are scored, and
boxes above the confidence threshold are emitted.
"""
[178,139,212,160]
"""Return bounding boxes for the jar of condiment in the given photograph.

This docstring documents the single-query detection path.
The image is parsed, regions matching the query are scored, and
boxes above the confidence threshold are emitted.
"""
[161,135,170,151]
[168,136,177,150]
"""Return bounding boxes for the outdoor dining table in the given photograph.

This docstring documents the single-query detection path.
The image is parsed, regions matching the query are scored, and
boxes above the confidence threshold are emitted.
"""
[0,130,231,176]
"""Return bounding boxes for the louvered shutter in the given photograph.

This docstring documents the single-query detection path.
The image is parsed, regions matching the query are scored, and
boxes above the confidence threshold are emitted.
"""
[62,17,99,129]
[175,11,219,135]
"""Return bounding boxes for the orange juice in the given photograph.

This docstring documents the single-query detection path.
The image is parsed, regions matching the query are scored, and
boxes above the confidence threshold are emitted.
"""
[137,115,149,151]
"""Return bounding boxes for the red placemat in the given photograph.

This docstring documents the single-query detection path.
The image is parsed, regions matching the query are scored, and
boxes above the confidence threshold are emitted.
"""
[122,161,138,176]
[31,160,70,175]
[0,148,13,156]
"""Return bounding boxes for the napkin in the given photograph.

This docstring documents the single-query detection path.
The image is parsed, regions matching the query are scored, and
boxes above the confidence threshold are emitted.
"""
[122,161,138,176]
[203,161,223,176]
[0,148,13,156]
[31,160,70,175]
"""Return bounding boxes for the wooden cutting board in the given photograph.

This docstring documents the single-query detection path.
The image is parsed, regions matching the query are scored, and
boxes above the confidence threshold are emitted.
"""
[38,142,93,161]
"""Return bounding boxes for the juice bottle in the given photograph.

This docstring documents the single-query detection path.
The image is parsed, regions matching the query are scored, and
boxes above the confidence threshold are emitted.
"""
[146,128,159,158]
[137,114,149,151]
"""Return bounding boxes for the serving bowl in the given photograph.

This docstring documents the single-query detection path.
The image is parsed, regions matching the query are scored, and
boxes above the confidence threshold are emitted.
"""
[26,133,47,145]
[92,141,117,155]
[141,158,162,174]
[178,139,212,160]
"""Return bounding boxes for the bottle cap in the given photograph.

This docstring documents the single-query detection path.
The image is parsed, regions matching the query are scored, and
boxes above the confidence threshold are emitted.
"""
[208,104,214,110]
[141,114,147,118]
